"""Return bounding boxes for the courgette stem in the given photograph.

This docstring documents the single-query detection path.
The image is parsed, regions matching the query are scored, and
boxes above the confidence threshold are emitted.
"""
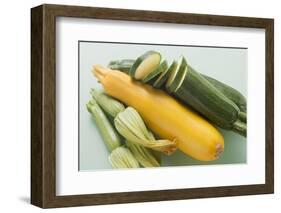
[238,112,247,123]
[232,120,247,137]
[108,60,133,72]
[108,59,134,74]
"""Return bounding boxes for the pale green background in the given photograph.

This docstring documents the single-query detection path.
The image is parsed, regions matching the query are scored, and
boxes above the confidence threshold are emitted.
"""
[79,42,247,171]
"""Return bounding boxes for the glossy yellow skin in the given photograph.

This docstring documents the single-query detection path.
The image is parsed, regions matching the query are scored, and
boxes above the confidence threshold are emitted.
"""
[93,65,224,161]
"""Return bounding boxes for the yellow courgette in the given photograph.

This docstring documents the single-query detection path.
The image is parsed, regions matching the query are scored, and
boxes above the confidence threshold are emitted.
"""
[92,65,224,161]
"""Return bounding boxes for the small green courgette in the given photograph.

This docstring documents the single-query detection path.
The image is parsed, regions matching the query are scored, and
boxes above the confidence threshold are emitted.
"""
[91,89,125,118]
[86,99,121,152]
[87,98,141,169]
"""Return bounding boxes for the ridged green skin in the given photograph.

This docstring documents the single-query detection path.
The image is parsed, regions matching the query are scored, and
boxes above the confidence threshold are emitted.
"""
[129,51,161,80]
[169,63,241,130]
[202,75,247,113]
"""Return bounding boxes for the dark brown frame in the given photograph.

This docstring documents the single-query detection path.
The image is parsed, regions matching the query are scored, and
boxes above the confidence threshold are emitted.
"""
[31,4,274,208]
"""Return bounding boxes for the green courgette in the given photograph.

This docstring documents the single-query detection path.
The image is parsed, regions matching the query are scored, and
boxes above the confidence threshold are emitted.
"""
[107,55,247,136]
[91,89,125,118]
[86,99,122,151]
[130,51,162,80]
[167,58,246,136]
[202,74,247,113]
[108,59,247,112]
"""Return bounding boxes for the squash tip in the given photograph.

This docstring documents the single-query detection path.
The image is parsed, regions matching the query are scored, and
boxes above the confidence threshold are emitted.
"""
[92,64,109,82]
[162,139,178,155]
[214,143,224,159]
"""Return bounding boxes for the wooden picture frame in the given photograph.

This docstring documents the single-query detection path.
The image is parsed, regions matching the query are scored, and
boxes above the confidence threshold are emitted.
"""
[31,4,274,208]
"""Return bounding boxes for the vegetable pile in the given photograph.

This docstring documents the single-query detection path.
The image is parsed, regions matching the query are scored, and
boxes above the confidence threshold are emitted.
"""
[87,50,247,169]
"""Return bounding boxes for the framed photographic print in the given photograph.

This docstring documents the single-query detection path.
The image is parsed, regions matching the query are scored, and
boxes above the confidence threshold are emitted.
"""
[31,4,274,208]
